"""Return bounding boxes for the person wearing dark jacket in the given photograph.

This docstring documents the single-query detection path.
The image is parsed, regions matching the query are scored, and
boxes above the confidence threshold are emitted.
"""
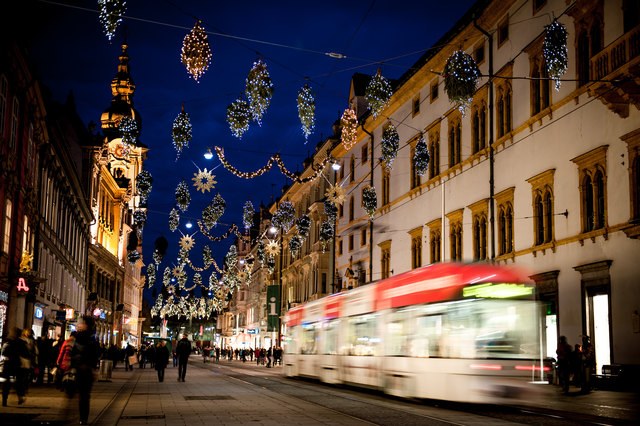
[176,334,191,382]
[1,328,29,406]
[154,341,170,382]
[69,316,100,425]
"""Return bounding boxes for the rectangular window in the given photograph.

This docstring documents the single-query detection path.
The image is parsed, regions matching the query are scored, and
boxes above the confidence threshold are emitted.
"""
[361,227,367,246]
[381,167,390,205]
[474,43,485,65]
[412,95,420,117]
[338,239,343,255]
[428,129,440,179]
[3,199,12,254]
[10,98,19,149]
[469,199,489,260]
[430,80,439,102]
[361,144,368,164]
[0,76,7,139]
[348,234,354,251]
[349,196,355,221]
[409,228,422,269]
[447,210,463,261]
[498,16,509,47]
[379,241,391,279]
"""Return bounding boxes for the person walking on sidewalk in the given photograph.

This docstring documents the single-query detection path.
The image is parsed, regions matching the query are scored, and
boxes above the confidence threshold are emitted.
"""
[176,334,191,382]
[266,347,272,368]
[1,327,29,406]
[556,335,572,393]
[56,332,76,390]
[172,341,178,367]
[124,344,135,371]
[154,341,170,382]
[69,316,99,425]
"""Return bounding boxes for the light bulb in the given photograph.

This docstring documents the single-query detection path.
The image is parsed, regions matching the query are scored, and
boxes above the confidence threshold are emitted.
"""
[204,148,213,160]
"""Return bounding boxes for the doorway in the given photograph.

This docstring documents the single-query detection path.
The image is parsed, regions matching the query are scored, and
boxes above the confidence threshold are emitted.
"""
[588,293,611,375]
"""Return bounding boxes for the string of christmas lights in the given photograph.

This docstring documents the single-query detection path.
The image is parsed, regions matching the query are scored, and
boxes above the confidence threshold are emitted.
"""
[172,106,192,159]
[245,58,274,125]
[365,69,393,118]
[362,185,378,218]
[242,201,254,230]
[226,97,251,138]
[297,84,316,141]
[136,170,153,204]
[543,19,568,90]
[443,49,481,114]
[175,180,191,212]
[381,124,399,170]
[97,0,126,42]
[413,134,430,176]
[340,108,358,151]
[202,193,226,230]
[181,21,212,82]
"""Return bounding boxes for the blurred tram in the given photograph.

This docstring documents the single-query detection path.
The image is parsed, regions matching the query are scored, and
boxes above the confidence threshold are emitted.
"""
[283,262,548,403]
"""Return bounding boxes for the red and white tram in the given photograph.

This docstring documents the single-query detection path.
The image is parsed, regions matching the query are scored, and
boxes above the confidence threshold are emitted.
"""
[283,262,547,403]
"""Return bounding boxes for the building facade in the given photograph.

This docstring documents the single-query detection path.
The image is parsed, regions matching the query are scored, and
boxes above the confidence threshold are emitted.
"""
[331,0,640,375]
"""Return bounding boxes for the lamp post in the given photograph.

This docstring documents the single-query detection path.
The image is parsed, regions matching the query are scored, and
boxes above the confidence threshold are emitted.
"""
[267,225,282,348]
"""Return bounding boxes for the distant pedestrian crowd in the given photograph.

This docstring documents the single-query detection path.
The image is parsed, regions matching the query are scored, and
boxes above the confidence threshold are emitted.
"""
[556,335,595,394]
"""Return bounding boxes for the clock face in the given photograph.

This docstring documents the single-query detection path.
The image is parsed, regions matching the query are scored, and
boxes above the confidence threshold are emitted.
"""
[114,145,124,158]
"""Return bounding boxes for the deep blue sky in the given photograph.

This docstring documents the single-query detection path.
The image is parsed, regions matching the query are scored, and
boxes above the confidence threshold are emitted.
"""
[22,0,476,299]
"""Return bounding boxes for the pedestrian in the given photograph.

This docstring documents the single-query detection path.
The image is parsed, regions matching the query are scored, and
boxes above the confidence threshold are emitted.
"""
[215,346,220,362]
[154,341,170,382]
[20,328,38,393]
[202,346,208,363]
[266,347,272,368]
[68,316,100,425]
[148,344,155,369]
[1,327,29,406]
[176,334,191,382]
[125,344,135,371]
[580,335,595,393]
[556,335,572,393]
[56,332,76,390]
[171,341,178,367]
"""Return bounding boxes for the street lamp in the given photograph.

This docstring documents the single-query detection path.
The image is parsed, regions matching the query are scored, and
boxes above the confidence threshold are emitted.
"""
[204,148,214,160]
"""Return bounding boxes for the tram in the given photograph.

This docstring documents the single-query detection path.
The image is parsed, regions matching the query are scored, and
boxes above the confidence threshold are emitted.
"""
[283,262,547,403]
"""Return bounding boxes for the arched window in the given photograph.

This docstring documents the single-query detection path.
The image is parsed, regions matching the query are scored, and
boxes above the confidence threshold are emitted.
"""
[473,218,480,260]
[498,209,506,255]
[472,109,479,153]
[577,30,590,86]
[349,195,354,222]
[349,155,355,182]
[594,170,605,229]
[497,90,505,138]
[535,194,544,245]
[480,216,487,259]
[584,174,594,232]
[544,190,553,242]
[506,204,514,253]
[480,104,487,150]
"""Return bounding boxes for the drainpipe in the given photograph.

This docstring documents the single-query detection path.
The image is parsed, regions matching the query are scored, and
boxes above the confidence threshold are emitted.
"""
[361,122,374,283]
[474,19,496,260]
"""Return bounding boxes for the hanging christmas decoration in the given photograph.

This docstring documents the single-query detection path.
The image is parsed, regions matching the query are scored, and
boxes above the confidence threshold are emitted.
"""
[381,124,399,170]
[297,84,316,141]
[133,210,146,235]
[288,235,302,258]
[203,246,213,267]
[362,185,378,218]
[257,241,266,266]
[136,170,153,204]
[192,168,217,193]
[179,234,195,251]
[272,201,295,232]
[242,201,254,230]
[175,180,191,212]
[172,266,183,278]
[365,69,393,118]
[153,251,162,265]
[172,106,192,159]
[324,200,338,222]
[177,248,190,267]
[340,108,358,151]
[225,245,238,270]
[162,267,172,286]
[413,136,430,176]
[127,249,140,264]
[97,0,127,42]
[265,240,280,257]
[226,98,251,138]
[169,207,180,231]
[296,215,311,239]
[543,19,568,90]
[193,273,202,289]
[267,256,276,274]
[202,193,226,230]
[177,269,188,288]
[325,183,346,206]
[245,58,274,125]
[118,116,137,158]
[319,220,334,251]
[181,21,212,83]
[146,263,155,288]
[443,49,481,114]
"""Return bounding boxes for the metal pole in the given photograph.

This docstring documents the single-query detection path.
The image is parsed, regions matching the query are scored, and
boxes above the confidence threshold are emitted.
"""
[361,123,374,283]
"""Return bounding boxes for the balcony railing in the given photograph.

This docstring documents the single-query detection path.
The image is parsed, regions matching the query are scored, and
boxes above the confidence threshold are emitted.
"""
[591,25,640,81]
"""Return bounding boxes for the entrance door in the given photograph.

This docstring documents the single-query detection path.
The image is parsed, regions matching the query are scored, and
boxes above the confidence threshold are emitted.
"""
[590,294,611,375]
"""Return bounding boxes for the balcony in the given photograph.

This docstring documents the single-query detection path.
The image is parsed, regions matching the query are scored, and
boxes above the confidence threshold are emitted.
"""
[590,25,640,118]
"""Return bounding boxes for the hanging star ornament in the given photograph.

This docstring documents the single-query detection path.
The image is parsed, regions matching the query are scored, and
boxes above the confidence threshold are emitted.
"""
[179,234,196,251]
[265,240,280,257]
[325,183,346,206]
[172,266,184,278]
[167,285,176,294]
[192,168,217,193]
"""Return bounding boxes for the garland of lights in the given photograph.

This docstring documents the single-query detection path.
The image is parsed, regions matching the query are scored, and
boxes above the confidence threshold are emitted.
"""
[127,249,140,264]
[272,201,295,232]
[215,146,334,183]
[202,193,226,229]
[181,21,212,83]
[242,201,254,230]
[362,185,378,218]
[169,207,180,231]
[226,98,251,138]
[543,19,568,90]
[97,0,126,42]
[413,135,430,176]
[443,49,481,114]
[175,180,191,212]
[340,108,358,151]
[245,59,274,125]
[381,124,399,170]
[118,116,137,158]
[297,84,316,141]
[288,235,302,258]
[146,263,155,288]
[172,106,192,159]
[136,170,153,204]
[365,69,393,118]
[296,214,311,239]
[198,221,237,243]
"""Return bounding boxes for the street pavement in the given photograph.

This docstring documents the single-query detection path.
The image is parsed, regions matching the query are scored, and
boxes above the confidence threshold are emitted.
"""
[0,356,637,425]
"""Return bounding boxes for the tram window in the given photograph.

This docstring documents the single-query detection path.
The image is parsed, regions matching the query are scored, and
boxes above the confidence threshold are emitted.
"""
[412,314,442,358]
[323,320,339,355]
[345,314,379,356]
[301,323,318,354]
[387,309,411,356]
[285,326,298,354]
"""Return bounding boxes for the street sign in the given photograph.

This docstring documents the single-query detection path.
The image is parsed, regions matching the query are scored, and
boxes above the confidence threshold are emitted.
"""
[267,285,280,332]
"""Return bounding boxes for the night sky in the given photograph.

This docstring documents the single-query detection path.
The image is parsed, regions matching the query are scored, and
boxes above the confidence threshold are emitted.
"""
[14,0,476,300]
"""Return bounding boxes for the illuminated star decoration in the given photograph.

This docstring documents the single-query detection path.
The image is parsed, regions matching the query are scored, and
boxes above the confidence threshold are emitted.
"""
[172,106,192,159]
[172,266,184,278]
[181,21,212,83]
[265,240,280,257]
[97,0,127,42]
[340,108,358,151]
[226,98,251,139]
[365,69,393,118]
[245,58,274,126]
[543,19,568,90]
[325,183,346,206]
[443,49,481,115]
[167,285,176,294]
[297,84,316,141]
[192,168,217,193]
[179,234,196,251]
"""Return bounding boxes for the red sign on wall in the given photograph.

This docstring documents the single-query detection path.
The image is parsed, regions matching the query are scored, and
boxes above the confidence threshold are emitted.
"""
[16,278,29,292]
